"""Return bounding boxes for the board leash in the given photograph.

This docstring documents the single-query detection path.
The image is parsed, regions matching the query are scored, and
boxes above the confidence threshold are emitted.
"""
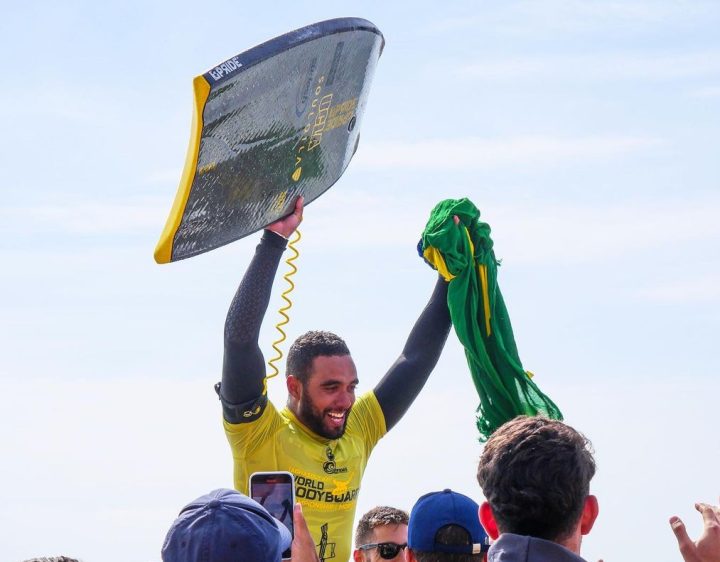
[265,229,301,388]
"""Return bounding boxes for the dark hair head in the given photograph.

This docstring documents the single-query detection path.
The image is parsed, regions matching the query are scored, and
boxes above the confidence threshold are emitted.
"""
[476,416,596,542]
[355,506,409,547]
[412,525,483,562]
[286,331,350,383]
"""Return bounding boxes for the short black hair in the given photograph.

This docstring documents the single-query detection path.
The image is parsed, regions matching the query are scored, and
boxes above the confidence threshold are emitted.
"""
[286,331,350,383]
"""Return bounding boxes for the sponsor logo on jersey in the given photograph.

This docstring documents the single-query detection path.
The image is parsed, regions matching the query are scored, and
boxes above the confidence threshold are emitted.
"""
[323,446,348,474]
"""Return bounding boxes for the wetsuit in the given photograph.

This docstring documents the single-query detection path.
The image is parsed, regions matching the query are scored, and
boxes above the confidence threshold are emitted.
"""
[216,230,451,562]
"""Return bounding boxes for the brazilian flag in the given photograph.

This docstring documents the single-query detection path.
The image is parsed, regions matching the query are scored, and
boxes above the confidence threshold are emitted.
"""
[420,198,563,441]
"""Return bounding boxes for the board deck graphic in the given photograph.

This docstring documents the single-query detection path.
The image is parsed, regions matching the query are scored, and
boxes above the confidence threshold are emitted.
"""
[154,18,384,263]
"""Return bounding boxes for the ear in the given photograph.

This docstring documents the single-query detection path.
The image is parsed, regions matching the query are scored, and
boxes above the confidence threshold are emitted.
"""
[580,495,599,535]
[479,502,500,540]
[406,549,418,562]
[352,549,364,562]
[287,375,302,401]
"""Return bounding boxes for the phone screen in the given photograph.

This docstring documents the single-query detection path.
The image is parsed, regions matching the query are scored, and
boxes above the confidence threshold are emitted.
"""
[250,472,295,559]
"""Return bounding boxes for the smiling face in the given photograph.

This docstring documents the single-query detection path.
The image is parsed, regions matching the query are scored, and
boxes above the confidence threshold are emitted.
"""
[288,355,358,439]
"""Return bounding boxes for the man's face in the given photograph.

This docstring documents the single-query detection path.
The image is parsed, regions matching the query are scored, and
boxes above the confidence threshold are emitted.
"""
[359,524,409,562]
[296,355,358,439]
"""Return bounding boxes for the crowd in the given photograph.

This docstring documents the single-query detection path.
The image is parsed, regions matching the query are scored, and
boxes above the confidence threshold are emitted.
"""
[154,416,719,562]
[25,201,719,562]
[28,417,711,562]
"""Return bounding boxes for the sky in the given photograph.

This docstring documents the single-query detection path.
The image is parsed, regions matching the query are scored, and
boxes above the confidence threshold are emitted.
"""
[1,1,719,561]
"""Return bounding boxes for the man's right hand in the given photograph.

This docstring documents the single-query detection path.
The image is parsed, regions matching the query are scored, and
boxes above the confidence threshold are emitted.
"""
[670,500,720,562]
[267,196,304,239]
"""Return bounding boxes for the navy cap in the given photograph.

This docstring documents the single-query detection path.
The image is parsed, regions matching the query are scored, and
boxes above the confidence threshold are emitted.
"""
[408,489,489,554]
[162,488,292,562]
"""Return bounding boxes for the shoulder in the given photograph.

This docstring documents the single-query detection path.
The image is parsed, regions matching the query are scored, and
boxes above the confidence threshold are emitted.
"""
[345,391,387,443]
[349,391,384,421]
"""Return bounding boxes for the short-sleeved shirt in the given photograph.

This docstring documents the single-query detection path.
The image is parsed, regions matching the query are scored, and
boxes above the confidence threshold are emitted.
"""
[223,391,387,562]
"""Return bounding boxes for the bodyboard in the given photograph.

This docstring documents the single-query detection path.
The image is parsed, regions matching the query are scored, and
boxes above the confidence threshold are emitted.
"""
[154,17,384,263]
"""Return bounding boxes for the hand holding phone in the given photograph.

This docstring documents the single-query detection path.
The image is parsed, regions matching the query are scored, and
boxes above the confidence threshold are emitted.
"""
[291,503,320,562]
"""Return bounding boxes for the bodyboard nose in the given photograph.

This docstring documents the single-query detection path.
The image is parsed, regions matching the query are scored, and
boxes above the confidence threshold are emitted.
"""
[154,18,384,263]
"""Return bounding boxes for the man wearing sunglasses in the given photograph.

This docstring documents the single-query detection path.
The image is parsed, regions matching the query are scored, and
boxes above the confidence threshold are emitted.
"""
[215,198,452,562]
[407,489,489,562]
[354,506,410,562]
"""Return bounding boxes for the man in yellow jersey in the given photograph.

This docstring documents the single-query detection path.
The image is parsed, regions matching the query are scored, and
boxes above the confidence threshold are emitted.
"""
[215,198,452,562]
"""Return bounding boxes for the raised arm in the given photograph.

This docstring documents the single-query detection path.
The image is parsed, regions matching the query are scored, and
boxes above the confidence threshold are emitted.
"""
[373,276,451,430]
[217,198,303,423]
[670,500,720,562]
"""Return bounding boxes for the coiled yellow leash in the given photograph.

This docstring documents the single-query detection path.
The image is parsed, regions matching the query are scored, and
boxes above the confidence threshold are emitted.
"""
[264,228,302,390]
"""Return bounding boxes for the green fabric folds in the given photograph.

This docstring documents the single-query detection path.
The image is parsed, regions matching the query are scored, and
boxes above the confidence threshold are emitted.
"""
[421,198,563,441]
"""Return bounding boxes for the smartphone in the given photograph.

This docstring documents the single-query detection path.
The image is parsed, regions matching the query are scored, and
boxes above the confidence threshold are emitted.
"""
[249,471,295,560]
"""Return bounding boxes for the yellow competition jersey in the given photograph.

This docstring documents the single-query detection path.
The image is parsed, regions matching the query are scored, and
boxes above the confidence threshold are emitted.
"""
[223,391,387,562]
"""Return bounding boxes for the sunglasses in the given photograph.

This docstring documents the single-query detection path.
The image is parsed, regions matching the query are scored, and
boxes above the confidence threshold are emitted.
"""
[359,542,408,559]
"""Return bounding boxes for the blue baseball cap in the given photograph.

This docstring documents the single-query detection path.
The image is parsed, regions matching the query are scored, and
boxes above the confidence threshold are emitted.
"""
[408,489,489,554]
[162,488,292,562]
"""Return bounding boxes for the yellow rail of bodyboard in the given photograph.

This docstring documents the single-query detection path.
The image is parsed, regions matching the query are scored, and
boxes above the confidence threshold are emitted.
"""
[154,76,211,264]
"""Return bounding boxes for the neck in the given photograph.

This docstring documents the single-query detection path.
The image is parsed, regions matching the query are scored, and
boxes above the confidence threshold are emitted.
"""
[499,523,583,555]
[555,532,582,554]
[287,398,299,415]
[548,522,583,555]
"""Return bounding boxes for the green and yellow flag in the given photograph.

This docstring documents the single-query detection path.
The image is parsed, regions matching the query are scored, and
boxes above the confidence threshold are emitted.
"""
[420,198,563,440]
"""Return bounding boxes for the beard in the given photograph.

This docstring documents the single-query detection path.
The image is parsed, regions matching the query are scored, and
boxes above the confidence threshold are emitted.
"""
[297,394,351,440]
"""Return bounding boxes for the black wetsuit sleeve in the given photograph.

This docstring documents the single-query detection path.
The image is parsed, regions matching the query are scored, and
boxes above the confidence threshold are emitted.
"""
[373,277,451,430]
[217,230,288,423]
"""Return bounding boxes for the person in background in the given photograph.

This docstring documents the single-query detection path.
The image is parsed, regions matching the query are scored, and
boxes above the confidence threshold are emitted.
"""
[354,506,410,562]
[407,489,489,562]
[477,416,599,562]
[161,488,319,562]
[670,500,720,562]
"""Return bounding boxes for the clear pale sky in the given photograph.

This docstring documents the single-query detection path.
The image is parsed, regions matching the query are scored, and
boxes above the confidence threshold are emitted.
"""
[2,1,718,561]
